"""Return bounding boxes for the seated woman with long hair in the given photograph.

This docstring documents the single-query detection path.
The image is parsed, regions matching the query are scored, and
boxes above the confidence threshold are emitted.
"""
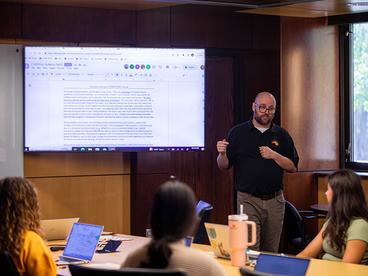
[297,169,368,264]
[122,179,226,276]
[0,177,57,275]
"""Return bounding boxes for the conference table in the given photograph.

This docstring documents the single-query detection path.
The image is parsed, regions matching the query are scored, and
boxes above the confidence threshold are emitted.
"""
[51,234,368,276]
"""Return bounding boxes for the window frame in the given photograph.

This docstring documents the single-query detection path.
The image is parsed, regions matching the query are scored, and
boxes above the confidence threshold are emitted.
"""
[341,23,368,171]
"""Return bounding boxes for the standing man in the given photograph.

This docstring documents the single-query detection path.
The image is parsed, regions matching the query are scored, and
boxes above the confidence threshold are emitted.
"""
[217,92,299,252]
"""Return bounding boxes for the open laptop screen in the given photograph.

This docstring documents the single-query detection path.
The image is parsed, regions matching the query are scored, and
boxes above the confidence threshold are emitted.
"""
[41,218,80,241]
[255,254,310,276]
[63,223,104,261]
[204,223,230,259]
[196,200,211,215]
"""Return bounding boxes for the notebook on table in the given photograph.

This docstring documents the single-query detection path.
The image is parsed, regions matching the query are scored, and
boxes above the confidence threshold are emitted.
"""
[41,218,80,241]
[255,253,310,276]
[57,223,104,265]
[204,222,231,259]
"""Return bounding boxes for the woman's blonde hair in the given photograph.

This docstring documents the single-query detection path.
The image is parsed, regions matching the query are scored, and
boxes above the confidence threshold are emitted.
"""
[0,177,42,257]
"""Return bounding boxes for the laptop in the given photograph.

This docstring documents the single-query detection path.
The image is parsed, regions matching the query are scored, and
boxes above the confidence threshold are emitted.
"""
[41,218,80,241]
[204,223,231,259]
[58,223,104,264]
[196,200,211,215]
[255,253,310,276]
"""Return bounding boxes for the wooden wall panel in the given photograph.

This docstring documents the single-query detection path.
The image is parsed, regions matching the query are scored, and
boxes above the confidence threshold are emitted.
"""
[24,152,129,177]
[131,173,171,236]
[131,152,170,174]
[22,4,136,44]
[137,8,170,47]
[205,57,234,143]
[242,51,281,123]
[281,17,339,171]
[169,152,197,186]
[252,15,280,51]
[30,175,130,234]
[0,3,21,39]
[24,153,131,234]
[317,175,328,204]
[170,7,280,50]
[281,18,339,244]
[170,5,253,49]
[283,172,317,209]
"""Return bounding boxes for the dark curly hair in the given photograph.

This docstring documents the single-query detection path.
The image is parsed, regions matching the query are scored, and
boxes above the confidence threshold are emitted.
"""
[323,169,368,252]
[0,177,42,257]
[141,179,197,269]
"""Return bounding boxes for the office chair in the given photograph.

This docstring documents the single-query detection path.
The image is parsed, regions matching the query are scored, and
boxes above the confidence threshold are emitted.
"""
[283,201,323,251]
[0,251,20,276]
[69,265,187,276]
[240,267,280,276]
[193,200,213,244]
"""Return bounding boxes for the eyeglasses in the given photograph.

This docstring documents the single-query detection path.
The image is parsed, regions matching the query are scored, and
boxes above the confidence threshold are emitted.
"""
[255,103,276,114]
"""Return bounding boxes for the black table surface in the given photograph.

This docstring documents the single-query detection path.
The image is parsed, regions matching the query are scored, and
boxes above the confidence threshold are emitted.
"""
[310,203,330,214]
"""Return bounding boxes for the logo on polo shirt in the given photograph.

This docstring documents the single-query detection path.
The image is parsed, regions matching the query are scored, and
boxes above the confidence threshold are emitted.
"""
[271,140,279,147]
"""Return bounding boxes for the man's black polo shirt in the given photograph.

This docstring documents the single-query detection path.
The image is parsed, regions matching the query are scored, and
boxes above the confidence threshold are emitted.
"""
[226,120,299,195]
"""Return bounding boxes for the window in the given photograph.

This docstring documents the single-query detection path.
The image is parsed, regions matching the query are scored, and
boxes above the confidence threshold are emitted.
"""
[343,22,368,170]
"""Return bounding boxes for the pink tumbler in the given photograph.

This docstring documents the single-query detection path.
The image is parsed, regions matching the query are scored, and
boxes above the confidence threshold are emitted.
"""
[228,214,256,267]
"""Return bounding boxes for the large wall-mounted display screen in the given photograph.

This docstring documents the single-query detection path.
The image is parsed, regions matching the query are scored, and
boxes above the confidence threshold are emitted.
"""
[24,47,205,152]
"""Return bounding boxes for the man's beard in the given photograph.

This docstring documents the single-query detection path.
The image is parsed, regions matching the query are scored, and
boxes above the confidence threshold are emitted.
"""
[254,113,273,126]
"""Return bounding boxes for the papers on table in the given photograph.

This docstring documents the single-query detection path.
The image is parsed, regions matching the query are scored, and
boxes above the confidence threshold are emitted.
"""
[84,263,121,270]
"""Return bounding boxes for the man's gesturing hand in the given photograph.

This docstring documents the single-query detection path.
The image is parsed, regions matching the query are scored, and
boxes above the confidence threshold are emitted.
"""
[217,139,229,154]
[259,146,276,159]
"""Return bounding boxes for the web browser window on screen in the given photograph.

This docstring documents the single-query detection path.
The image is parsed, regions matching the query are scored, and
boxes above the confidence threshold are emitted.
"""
[24,47,205,152]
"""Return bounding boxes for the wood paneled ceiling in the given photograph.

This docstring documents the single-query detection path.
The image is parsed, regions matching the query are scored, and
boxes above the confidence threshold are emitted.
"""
[239,0,368,17]
[1,0,368,17]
